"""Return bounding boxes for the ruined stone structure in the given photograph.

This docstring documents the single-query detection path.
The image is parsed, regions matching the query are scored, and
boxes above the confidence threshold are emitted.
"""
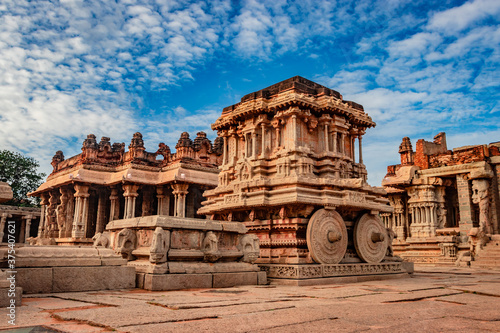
[102,215,265,290]
[382,133,500,266]
[199,76,406,283]
[0,181,41,244]
[29,131,222,245]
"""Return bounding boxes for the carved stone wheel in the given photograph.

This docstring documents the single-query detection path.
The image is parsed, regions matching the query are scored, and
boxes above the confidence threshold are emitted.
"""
[306,209,348,264]
[353,213,387,264]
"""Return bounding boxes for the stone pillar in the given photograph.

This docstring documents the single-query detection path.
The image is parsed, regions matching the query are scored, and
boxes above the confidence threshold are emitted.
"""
[109,186,120,222]
[172,183,189,217]
[291,114,298,150]
[358,135,363,164]
[324,123,329,152]
[456,175,474,237]
[72,184,90,238]
[340,133,345,155]
[251,131,257,159]
[122,184,139,219]
[0,213,12,242]
[332,129,337,153]
[261,124,266,157]
[141,186,153,217]
[56,187,69,238]
[47,190,59,238]
[65,189,75,237]
[23,216,32,243]
[472,178,491,234]
[38,192,49,237]
[156,186,170,216]
[95,189,107,234]
[222,136,227,165]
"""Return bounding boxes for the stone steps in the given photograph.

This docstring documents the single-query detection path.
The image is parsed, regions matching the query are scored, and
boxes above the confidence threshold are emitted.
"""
[471,240,500,268]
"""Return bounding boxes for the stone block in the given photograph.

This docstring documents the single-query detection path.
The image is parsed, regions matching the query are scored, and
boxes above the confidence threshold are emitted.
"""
[212,272,258,288]
[402,261,414,274]
[0,287,22,307]
[52,266,135,292]
[136,273,145,289]
[16,268,53,294]
[144,273,212,291]
[257,271,267,285]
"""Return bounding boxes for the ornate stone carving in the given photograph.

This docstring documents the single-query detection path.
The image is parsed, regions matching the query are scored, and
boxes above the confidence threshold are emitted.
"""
[92,232,110,248]
[149,227,170,264]
[354,213,387,264]
[306,209,348,264]
[202,231,221,262]
[239,234,260,263]
[115,228,137,260]
[472,179,491,234]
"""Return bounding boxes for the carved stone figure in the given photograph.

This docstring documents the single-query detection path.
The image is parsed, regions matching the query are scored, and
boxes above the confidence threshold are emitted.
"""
[472,179,491,234]
[93,232,110,248]
[149,227,170,263]
[202,231,220,262]
[239,234,260,263]
[115,228,137,260]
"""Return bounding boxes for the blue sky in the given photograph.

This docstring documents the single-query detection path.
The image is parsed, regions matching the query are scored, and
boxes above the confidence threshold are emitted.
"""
[0,0,498,185]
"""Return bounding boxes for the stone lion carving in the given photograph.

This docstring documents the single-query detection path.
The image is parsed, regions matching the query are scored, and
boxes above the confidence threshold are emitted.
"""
[92,232,110,248]
[239,234,260,263]
[202,231,221,262]
[149,227,170,264]
[115,228,137,261]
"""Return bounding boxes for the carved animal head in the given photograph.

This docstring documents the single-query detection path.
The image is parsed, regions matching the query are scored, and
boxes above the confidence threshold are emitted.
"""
[149,227,170,264]
[239,234,260,263]
[115,228,137,260]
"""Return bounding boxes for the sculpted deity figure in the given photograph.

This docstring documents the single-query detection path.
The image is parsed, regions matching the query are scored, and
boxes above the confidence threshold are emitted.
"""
[202,231,221,262]
[115,228,137,260]
[149,227,170,264]
[472,179,491,234]
[56,188,68,238]
[239,234,260,263]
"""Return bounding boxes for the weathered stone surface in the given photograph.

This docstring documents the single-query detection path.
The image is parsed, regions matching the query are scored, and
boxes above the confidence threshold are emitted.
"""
[52,266,135,292]
[212,272,258,288]
[0,182,13,204]
[16,268,53,294]
[144,274,213,291]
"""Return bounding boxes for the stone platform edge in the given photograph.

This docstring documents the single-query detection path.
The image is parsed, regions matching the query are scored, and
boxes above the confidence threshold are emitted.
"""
[139,271,267,291]
[260,262,413,281]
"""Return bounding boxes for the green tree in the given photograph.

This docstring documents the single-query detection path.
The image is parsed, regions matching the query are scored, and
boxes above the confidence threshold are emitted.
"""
[0,150,46,207]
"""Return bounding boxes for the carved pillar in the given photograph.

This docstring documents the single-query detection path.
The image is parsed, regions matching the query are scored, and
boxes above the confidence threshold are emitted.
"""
[0,213,12,242]
[340,132,345,155]
[324,123,329,152]
[47,190,60,238]
[261,123,266,157]
[332,128,337,153]
[109,186,120,222]
[72,184,90,238]
[251,131,257,159]
[291,114,298,150]
[358,135,363,164]
[56,187,69,238]
[38,192,50,237]
[172,183,189,217]
[65,188,75,237]
[456,175,474,236]
[23,216,32,243]
[222,136,228,165]
[141,186,153,217]
[122,184,139,219]
[472,178,491,234]
[95,189,107,234]
[156,186,170,216]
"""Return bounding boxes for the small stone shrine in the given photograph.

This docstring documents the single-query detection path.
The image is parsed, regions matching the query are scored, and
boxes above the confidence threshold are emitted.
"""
[382,133,500,267]
[199,76,408,284]
[29,131,222,245]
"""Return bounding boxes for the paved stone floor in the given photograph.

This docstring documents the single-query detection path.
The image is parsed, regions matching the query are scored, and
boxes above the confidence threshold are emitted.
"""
[1,266,500,333]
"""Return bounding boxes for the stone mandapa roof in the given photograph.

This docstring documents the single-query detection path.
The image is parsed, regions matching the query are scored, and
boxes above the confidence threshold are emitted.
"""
[214,76,374,130]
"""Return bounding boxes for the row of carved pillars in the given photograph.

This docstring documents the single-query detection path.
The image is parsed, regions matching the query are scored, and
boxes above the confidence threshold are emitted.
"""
[38,182,191,239]
[0,213,36,243]
[220,121,364,166]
